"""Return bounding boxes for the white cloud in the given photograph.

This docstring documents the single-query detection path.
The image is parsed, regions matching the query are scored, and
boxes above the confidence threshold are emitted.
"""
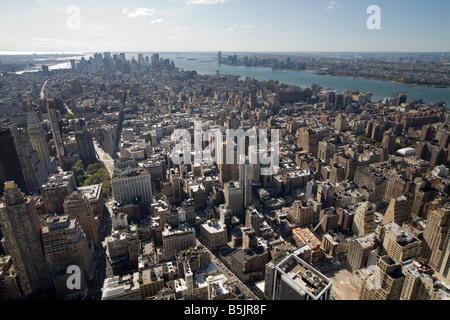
[150,18,164,25]
[326,1,341,10]
[185,0,228,5]
[174,27,190,31]
[123,8,158,18]
[227,24,255,32]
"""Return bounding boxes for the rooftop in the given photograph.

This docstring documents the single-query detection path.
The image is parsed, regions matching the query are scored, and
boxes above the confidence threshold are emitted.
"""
[275,253,332,299]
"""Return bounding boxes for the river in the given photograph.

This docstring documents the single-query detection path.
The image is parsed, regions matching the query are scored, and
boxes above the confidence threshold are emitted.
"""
[136,52,450,104]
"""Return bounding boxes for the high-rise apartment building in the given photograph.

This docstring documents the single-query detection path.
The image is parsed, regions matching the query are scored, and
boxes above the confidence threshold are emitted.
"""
[347,233,380,272]
[170,168,182,205]
[401,259,450,300]
[41,214,93,299]
[382,194,413,226]
[379,222,422,264]
[41,171,77,214]
[359,255,404,300]
[223,181,243,217]
[63,191,99,245]
[0,182,51,296]
[352,201,376,237]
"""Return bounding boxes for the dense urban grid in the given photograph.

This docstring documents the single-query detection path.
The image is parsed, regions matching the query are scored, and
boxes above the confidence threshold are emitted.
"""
[0,51,449,301]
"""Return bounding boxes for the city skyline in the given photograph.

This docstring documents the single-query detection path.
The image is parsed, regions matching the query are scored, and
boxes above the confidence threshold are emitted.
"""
[1,0,449,53]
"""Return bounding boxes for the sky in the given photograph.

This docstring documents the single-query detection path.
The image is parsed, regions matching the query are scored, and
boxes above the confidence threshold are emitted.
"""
[0,0,449,53]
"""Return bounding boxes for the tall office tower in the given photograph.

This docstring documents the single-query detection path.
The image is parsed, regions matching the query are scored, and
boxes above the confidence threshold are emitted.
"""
[248,145,260,183]
[305,180,317,201]
[181,199,195,225]
[46,99,65,162]
[170,168,182,206]
[245,208,262,236]
[422,203,450,269]
[359,255,404,300]
[380,222,422,264]
[0,182,51,296]
[111,168,153,212]
[41,171,77,215]
[219,138,239,184]
[223,181,243,217]
[347,233,380,272]
[63,192,99,245]
[27,109,54,175]
[329,163,345,184]
[352,202,376,237]
[151,53,160,68]
[381,129,397,155]
[0,128,27,193]
[297,127,330,158]
[218,51,222,64]
[226,112,240,130]
[383,170,407,203]
[218,203,232,230]
[267,253,332,300]
[75,128,96,161]
[292,200,315,227]
[401,259,450,300]
[138,53,145,66]
[382,195,413,227]
[316,181,334,209]
[334,114,347,133]
[41,214,93,299]
[436,228,450,286]
[15,139,48,194]
[317,139,336,163]
[239,156,253,208]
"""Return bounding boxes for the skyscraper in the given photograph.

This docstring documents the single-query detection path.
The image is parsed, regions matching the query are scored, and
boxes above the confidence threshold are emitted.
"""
[15,139,48,194]
[0,128,27,193]
[27,108,54,175]
[359,255,404,300]
[0,182,51,296]
[63,192,99,245]
[352,202,376,237]
[111,168,153,212]
[41,171,77,215]
[266,252,332,300]
[75,128,97,161]
[46,99,65,163]
[223,181,243,217]
[41,214,94,299]
[422,203,450,269]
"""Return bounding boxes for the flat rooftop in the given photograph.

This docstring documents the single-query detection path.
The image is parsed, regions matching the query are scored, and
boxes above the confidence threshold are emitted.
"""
[276,254,332,299]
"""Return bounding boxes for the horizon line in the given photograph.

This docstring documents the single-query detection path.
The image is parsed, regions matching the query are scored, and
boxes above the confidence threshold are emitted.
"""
[1,50,450,56]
